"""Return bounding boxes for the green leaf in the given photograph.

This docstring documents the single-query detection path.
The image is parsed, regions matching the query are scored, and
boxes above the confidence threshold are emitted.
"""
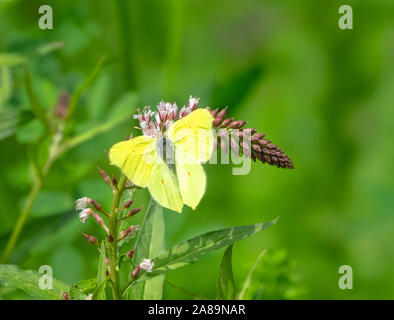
[0,53,27,67]
[0,265,69,300]
[69,278,96,300]
[86,72,112,120]
[66,55,106,120]
[24,65,52,131]
[16,119,45,144]
[128,218,278,288]
[238,248,266,300]
[30,190,73,217]
[217,244,235,300]
[0,109,33,141]
[129,198,166,300]
[59,91,138,153]
[94,241,107,300]
[34,41,64,56]
[0,67,12,110]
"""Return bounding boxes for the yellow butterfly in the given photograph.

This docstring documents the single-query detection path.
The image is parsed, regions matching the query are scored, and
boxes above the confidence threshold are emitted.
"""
[109,109,214,213]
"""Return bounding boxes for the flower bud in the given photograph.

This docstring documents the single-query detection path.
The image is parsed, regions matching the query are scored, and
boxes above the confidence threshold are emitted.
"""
[123,199,134,209]
[62,291,70,300]
[131,265,141,278]
[211,108,218,117]
[81,232,98,245]
[118,225,140,242]
[220,118,233,128]
[128,208,141,217]
[98,167,111,185]
[126,249,135,259]
[242,128,257,135]
[213,117,223,127]
[228,120,246,129]
[79,208,93,223]
[54,91,70,120]
[93,213,110,235]
[91,200,103,211]
[217,108,227,120]
[252,144,262,152]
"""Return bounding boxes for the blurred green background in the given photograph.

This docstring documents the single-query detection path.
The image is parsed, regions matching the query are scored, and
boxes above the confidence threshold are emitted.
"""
[1,0,394,299]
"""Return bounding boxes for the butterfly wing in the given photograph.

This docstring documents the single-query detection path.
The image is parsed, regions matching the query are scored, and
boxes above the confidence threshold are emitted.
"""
[167,108,214,163]
[175,149,206,209]
[167,108,214,210]
[148,155,183,213]
[109,136,156,187]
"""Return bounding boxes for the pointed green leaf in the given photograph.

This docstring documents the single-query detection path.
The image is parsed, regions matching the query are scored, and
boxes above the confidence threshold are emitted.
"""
[128,218,278,289]
[0,265,69,300]
[217,244,235,300]
[238,248,266,300]
[24,65,52,131]
[59,92,138,154]
[129,199,166,300]
[94,241,107,300]
[0,67,12,110]
[35,41,64,56]
[66,55,106,120]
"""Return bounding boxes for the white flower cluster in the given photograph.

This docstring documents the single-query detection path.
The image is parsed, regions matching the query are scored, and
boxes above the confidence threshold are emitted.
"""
[75,197,93,223]
[140,258,154,273]
[134,96,199,137]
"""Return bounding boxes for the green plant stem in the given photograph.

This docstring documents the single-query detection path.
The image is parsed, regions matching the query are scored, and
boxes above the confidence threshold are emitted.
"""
[1,179,42,263]
[0,123,64,263]
[108,174,127,300]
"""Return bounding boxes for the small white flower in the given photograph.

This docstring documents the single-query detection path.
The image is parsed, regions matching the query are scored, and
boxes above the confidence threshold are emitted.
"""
[75,197,92,210]
[178,106,191,119]
[79,208,93,223]
[139,258,154,273]
[188,96,199,111]
[86,293,93,300]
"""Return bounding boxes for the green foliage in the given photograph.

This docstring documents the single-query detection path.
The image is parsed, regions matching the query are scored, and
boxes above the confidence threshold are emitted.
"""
[0,53,26,67]
[217,245,236,300]
[129,219,277,287]
[238,248,266,300]
[0,265,68,300]
[241,249,306,300]
[94,241,107,300]
[130,199,166,300]
[69,278,95,300]
[24,65,52,131]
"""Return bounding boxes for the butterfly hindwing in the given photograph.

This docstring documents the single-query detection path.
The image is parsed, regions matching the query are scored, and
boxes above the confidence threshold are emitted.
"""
[148,155,183,213]
[175,149,206,210]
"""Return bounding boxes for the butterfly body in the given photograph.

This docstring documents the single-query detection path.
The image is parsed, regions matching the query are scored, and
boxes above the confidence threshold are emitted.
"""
[109,109,214,213]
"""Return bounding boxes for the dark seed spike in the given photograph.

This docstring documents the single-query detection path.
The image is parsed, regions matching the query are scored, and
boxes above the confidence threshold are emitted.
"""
[208,106,294,169]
